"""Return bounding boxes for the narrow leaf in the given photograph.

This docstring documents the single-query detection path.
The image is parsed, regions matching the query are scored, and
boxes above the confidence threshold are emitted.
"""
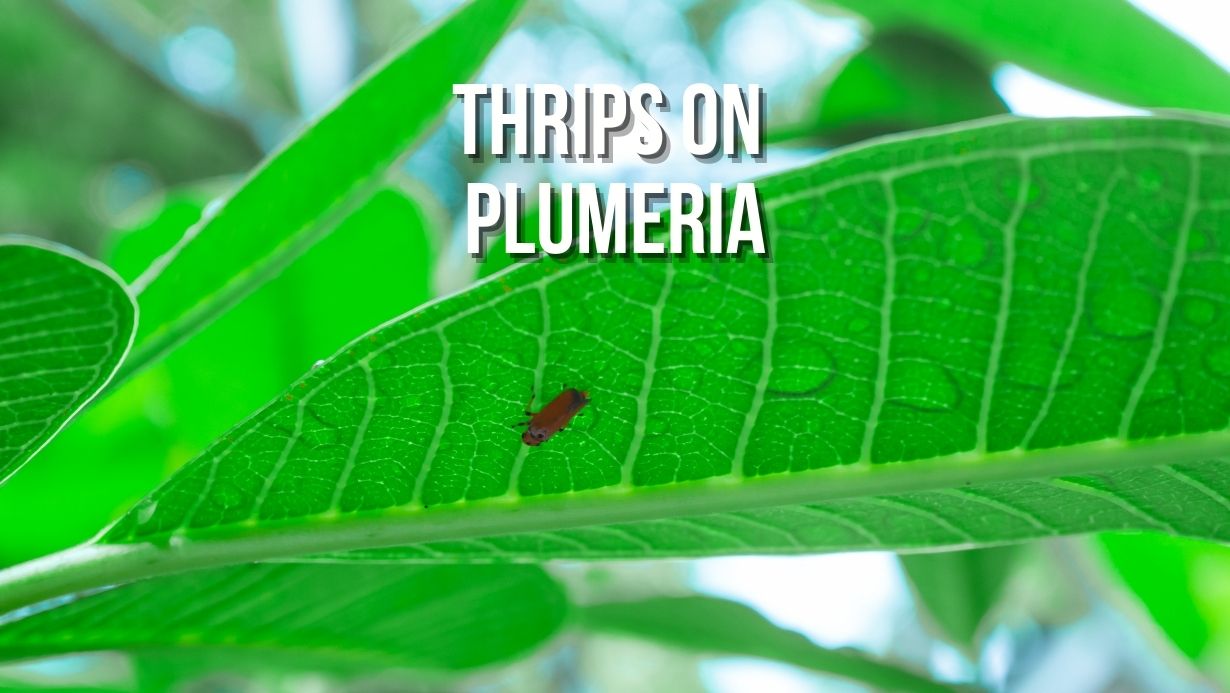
[822,0,1230,114]
[579,596,955,692]
[0,240,135,484]
[0,186,436,567]
[4,115,1230,611]
[0,564,566,672]
[104,115,1230,557]
[1097,534,1210,659]
[899,546,1019,651]
[117,0,522,382]
[789,28,1007,146]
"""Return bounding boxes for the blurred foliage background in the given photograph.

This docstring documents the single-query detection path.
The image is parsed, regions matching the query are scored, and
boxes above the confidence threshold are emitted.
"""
[2,0,1230,690]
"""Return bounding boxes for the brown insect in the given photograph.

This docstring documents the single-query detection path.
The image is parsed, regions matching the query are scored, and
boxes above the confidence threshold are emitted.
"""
[519,387,590,446]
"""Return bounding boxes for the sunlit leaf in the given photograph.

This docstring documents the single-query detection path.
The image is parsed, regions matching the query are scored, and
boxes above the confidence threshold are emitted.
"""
[4,115,1230,611]
[0,240,135,484]
[116,0,522,383]
[0,187,436,566]
[105,115,1230,562]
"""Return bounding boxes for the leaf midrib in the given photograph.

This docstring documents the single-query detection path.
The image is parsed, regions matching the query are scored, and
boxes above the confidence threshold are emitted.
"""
[0,430,1224,616]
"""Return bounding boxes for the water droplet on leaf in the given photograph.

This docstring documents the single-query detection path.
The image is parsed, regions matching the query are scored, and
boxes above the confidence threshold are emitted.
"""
[1091,285,1157,338]
[1141,365,1178,404]
[1180,296,1217,326]
[946,221,987,267]
[768,337,834,395]
[1205,344,1230,379]
[1135,165,1163,193]
[886,360,961,412]
[136,501,158,525]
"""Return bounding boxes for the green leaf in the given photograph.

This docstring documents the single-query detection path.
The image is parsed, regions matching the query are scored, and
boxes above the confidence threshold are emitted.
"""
[477,206,541,280]
[0,563,566,672]
[899,546,1019,651]
[1098,534,1211,659]
[579,596,954,692]
[822,0,1230,114]
[781,28,1007,146]
[5,115,1230,610]
[115,0,522,384]
[0,185,437,567]
[0,240,136,484]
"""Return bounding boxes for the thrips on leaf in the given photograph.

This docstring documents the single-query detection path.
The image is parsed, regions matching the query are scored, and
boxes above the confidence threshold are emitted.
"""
[519,387,590,446]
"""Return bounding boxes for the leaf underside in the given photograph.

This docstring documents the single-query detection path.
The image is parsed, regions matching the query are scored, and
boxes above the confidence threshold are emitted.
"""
[0,242,135,484]
[106,115,1230,560]
[580,596,952,692]
[0,563,566,670]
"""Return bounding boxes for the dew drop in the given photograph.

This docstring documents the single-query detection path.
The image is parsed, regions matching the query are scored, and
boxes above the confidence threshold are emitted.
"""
[730,339,756,357]
[671,367,701,390]
[1005,347,1081,389]
[1189,227,1210,252]
[1025,181,1044,203]
[768,338,835,395]
[136,500,158,525]
[1205,344,1230,380]
[1135,165,1163,193]
[645,417,670,435]
[947,225,986,267]
[312,359,326,369]
[1180,296,1217,326]
[1141,365,1178,404]
[893,210,928,239]
[885,360,960,412]
[1091,285,1157,338]
[772,199,814,229]
[847,317,871,334]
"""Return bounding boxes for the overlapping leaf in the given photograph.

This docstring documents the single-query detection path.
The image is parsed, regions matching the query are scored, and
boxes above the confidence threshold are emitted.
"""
[117,0,522,382]
[580,596,952,691]
[0,564,566,671]
[822,0,1230,114]
[0,241,135,484]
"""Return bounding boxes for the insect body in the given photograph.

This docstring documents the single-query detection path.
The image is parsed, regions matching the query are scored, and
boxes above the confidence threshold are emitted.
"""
[521,387,589,446]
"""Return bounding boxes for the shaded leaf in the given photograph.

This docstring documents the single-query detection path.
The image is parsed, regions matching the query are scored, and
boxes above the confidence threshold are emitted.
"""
[0,564,566,672]
[821,0,1230,114]
[580,595,955,692]
[899,546,1019,651]
[0,186,435,566]
[781,29,1007,146]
